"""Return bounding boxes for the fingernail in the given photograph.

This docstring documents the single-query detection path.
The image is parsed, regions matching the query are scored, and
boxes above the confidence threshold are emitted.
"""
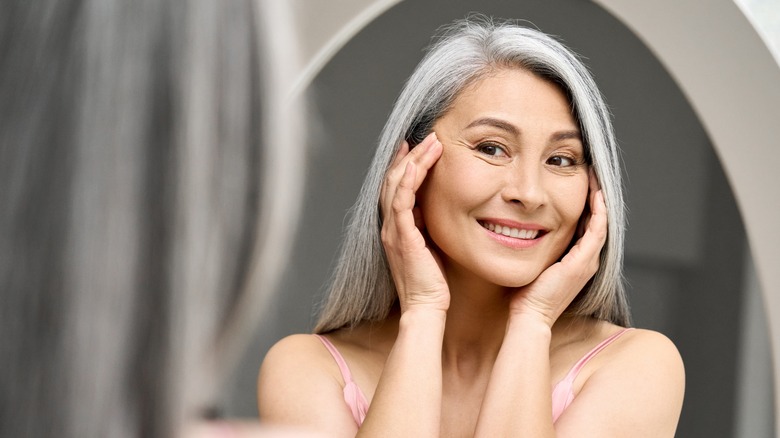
[428,133,439,151]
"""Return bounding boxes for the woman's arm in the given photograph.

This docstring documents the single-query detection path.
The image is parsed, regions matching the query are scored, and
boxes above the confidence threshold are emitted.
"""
[260,134,449,436]
[476,325,684,437]
[474,178,684,436]
[359,134,448,436]
[475,317,556,436]
[258,311,448,438]
[357,309,445,436]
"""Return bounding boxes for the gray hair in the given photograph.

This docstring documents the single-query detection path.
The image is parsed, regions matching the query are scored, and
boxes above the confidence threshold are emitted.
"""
[315,16,630,333]
[0,0,302,437]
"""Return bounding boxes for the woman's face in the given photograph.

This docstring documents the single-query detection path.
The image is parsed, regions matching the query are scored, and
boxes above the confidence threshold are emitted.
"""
[417,68,589,288]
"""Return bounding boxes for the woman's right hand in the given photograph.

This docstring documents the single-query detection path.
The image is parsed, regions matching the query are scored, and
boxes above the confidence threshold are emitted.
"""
[380,132,449,314]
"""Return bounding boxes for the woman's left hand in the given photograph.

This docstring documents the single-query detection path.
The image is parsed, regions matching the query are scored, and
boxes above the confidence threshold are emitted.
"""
[508,170,608,328]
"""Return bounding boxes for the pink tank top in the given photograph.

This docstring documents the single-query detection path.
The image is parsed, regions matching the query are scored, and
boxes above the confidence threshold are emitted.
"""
[315,328,632,426]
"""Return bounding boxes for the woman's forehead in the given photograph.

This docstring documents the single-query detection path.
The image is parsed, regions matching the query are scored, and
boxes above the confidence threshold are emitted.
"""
[440,68,578,132]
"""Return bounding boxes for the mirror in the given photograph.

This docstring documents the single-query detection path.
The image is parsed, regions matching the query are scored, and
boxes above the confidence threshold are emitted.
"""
[229,1,778,436]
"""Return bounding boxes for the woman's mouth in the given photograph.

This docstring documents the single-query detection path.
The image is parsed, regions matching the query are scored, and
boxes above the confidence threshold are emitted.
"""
[478,220,544,240]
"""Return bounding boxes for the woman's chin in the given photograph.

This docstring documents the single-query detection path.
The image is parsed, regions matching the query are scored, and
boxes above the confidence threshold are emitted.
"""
[485,271,544,290]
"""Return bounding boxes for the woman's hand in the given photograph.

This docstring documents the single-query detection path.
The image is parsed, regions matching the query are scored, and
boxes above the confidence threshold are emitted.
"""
[356,134,448,437]
[380,133,449,314]
[508,169,608,327]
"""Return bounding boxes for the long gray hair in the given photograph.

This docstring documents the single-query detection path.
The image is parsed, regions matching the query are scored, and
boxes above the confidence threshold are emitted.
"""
[315,16,630,333]
[0,0,302,437]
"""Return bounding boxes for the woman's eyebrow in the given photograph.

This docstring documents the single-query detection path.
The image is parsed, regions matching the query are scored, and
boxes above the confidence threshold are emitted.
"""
[551,130,582,142]
[466,118,581,143]
[465,117,520,136]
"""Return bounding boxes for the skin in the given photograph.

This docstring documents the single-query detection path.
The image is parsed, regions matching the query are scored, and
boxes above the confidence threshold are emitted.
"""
[258,68,685,437]
[418,68,588,293]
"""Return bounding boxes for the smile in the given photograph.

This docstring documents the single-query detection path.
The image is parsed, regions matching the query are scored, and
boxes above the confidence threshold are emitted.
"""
[478,221,542,240]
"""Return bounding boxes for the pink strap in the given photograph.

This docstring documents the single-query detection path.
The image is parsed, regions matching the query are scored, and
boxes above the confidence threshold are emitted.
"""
[314,335,369,426]
[565,327,633,382]
[315,334,352,379]
[551,328,633,422]
[315,329,631,426]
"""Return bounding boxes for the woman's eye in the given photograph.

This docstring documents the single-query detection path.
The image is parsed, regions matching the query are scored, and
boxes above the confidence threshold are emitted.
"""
[547,155,577,167]
[475,142,508,157]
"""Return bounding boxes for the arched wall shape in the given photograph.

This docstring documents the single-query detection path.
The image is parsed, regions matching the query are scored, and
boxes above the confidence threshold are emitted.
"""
[290,0,780,432]
[591,0,780,414]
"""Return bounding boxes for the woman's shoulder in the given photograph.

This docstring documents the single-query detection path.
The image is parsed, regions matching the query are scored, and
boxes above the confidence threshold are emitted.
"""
[595,323,683,373]
[554,317,684,395]
[258,334,335,398]
[258,333,362,431]
[555,320,685,434]
[259,322,395,393]
[592,324,684,414]
[262,334,322,362]
[577,319,684,376]
[619,326,682,357]
[606,326,685,388]
[260,333,341,382]
[558,317,681,362]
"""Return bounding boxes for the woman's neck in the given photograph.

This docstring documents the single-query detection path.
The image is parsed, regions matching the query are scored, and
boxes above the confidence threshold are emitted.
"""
[439,266,513,377]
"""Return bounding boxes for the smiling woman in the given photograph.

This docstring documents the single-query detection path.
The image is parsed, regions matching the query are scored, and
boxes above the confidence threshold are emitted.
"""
[258,16,684,437]
[419,69,589,290]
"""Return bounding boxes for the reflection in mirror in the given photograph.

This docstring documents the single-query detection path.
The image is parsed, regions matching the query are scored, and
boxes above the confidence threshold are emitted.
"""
[228,1,774,436]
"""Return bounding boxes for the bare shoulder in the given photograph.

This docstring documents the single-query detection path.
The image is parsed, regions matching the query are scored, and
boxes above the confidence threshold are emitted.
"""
[556,326,685,437]
[589,326,684,397]
[608,328,684,380]
[257,334,358,435]
[608,329,685,420]
[260,333,334,371]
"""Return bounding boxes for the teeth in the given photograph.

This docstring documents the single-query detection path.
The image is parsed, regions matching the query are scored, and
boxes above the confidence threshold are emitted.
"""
[480,221,540,240]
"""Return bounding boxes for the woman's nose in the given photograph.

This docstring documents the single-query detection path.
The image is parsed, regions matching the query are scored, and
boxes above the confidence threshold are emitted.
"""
[501,163,545,210]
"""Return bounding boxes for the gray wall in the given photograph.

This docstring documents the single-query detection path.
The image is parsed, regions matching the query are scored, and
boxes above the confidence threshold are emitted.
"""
[227,1,773,436]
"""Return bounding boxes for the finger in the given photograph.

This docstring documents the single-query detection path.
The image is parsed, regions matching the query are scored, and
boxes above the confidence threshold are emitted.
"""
[584,188,606,233]
[392,162,422,247]
[383,134,433,199]
[589,166,601,192]
[577,190,608,255]
[578,167,601,234]
[409,135,442,192]
[562,189,607,269]
[382,141,410,218]
[390,132,442,193]
[382,133,441,216]
[411,131,438,151]
[390,140,410,169]
[398,132,439,173]
[381,141,409,209]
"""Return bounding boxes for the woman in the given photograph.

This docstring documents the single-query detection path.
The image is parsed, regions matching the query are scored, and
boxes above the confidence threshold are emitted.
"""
[0,0,311,437]
[258,17,684,436]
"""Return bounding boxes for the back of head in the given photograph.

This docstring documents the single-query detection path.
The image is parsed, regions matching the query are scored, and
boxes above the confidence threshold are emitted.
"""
[0,0,302,436]
[316,15,629,333]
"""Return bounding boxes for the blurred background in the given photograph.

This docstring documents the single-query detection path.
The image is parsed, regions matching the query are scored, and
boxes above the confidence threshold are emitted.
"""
[229,1,779,437]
